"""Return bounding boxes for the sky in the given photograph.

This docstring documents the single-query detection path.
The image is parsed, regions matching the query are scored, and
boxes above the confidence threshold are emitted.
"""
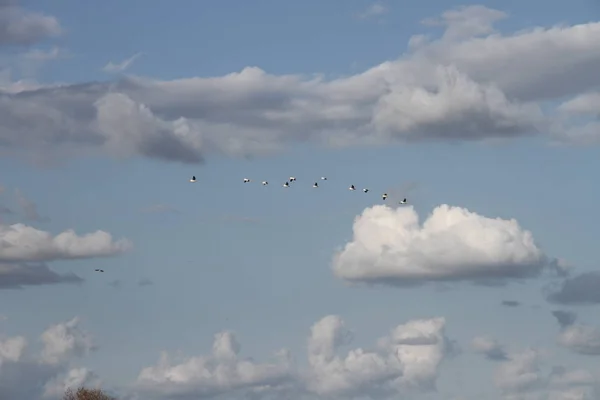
[1,0,600,399]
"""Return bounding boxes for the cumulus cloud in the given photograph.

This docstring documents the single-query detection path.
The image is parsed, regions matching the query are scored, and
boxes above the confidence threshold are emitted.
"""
[0,0,62,46]
[332,204,550,286]
[135,330,295,399]
[2,5,600,164]
[135,314,452,399]
[0,222,131,289]
[471,336,508,361]
[0,223,132,262]
[0,317,100,400]
[545,272,600,305]
[40,317,96,364]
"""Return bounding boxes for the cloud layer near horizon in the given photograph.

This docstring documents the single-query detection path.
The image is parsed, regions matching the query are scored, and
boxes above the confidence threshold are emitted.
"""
[2,5,600,164]
[2,314,599,400]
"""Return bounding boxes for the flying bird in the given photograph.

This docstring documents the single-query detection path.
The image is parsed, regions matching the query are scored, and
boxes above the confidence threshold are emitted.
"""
[382,193,388,200]
[363,188,369,193]
[349,185,355,191]
[313,182,318,188]
[94,269,104,273]
[399,198,407,204]
[262,181,268,185]
[243,178,250,183]
[190,176,196,183]
[289,177,296,182]
[283,182,290,188]
[321,177,327,180]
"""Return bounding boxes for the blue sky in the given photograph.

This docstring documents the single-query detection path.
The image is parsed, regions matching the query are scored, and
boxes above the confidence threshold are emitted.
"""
[1,0,600,399]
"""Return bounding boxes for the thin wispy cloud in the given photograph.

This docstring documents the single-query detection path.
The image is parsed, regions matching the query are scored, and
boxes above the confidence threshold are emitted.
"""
[103,52,143,73]
[357,2,388,19]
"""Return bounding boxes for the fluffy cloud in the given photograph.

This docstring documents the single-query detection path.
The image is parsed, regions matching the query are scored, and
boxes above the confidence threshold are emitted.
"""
[3,315,599,400]
[40,317,96,364]
[0,317,101,400]
[0,0,61,46]
[0,223,131,262]
[332,204,550,286]
[545,272,600,305]
[135,314,452,399]
[0,219,132,289]
[2,5,600,164]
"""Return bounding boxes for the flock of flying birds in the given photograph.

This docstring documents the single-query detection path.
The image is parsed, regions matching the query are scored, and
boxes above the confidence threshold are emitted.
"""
[188,175,408,204]
[92,175,407,274]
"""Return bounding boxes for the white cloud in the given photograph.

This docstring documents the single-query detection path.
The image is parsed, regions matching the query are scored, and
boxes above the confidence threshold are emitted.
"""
[2,5,600,164]
[2,315,599,400]
[0,222,132,262]
[103,52,143,73]
[135,331,295,399]
[332,204,549,286]
[0,219,131,289]
[40,317,96,365]
[135,314,452,399]
[0,317,101,400]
